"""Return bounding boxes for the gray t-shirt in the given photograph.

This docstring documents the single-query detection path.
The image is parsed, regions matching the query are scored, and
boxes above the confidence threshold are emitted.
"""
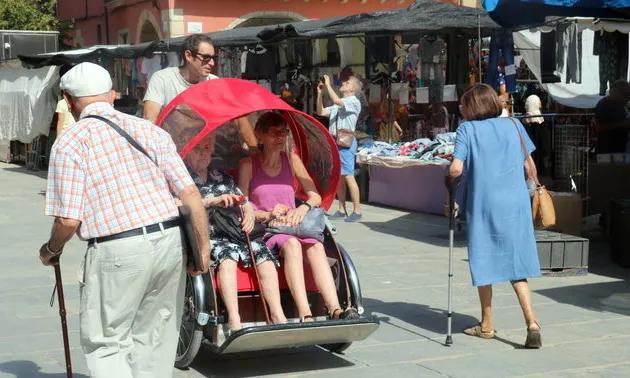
[143,67,218,107]
[326,96,361,136]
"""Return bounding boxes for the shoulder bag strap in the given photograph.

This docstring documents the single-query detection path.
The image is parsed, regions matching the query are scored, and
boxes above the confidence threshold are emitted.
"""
[509,117,540,186]
[86,115,157,167]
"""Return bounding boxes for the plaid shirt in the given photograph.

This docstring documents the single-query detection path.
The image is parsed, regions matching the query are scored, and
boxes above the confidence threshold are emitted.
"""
[45,102,194,239]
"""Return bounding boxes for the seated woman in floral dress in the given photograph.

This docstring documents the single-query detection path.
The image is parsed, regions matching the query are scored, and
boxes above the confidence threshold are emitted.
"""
[238,112,359,322]
[185,132,287,332]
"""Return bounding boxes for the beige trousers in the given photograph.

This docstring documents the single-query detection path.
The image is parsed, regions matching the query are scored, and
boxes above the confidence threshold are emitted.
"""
[78,226,186,378]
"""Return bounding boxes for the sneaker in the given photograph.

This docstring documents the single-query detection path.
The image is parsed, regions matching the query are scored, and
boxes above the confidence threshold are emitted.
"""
[344,212,363,223]
[328,211,347,220]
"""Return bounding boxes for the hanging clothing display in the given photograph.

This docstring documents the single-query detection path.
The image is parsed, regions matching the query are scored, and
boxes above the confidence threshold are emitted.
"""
[594,31,629,96]
[419,35,446,103]
[408,44,420,71]
[140,55,165,81]
[242,45,277,81]
[367,35,395,65]
[446,32,470,87]
[555,22,582,84]
[487,29,516,93]
[217,48,241,79]
[312,39,322,66]
[338,38,354,68]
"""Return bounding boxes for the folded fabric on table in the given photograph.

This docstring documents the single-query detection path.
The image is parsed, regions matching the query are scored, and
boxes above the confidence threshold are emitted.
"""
[357,133,457,164]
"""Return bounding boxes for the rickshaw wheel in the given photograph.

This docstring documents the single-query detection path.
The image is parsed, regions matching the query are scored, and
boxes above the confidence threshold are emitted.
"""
[175,274,204,369]
[321,342,352,354]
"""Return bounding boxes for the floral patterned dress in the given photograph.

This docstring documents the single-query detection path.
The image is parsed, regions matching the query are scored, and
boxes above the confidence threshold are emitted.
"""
[190,167,280,268]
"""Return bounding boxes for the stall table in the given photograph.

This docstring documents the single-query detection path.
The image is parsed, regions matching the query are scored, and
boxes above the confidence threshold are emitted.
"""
[357,155,467,215]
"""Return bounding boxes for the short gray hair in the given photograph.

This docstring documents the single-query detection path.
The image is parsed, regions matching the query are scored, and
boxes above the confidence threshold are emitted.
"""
[348,76,362,93]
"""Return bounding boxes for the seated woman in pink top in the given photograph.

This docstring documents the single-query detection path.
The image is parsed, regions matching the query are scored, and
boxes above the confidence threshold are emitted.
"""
[239,112,359,322]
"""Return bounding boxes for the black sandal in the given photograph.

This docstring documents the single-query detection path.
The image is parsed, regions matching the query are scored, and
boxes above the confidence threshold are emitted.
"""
[329,307,360,320]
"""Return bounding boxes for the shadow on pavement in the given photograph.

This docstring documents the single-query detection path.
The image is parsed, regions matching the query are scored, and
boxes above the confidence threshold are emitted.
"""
[3,166,49,180]
[188,345,355,378]
[363,297,525,349]
[362,214,468,248]
[0,360,88,378]
[535,241,630,317]
[586,241,630,281]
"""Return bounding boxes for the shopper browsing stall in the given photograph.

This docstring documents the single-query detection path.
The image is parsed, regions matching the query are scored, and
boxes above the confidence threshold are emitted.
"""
[316,75,363,222]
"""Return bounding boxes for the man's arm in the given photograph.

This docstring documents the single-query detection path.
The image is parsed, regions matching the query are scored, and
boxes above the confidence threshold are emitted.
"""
[324,75,344,107]
[236,117,258,148]
[143,100,162,124]
[316,87,330,117]
[142,73,164,123]
[55,113,65,136]
[178,184,211,274]
[39,217,81,266]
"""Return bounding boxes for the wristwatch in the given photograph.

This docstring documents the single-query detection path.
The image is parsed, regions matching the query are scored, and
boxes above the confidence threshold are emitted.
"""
[301,202,312,210]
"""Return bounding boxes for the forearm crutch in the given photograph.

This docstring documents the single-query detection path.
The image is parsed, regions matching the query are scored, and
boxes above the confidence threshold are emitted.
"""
[49,257,72,377]
[444,174,460,346]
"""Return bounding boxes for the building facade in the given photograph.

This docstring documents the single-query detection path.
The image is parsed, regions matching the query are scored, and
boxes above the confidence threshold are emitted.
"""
[58,0,474,48]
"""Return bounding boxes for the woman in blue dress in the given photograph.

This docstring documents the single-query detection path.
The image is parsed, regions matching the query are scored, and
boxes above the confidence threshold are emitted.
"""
[449,84,542,348]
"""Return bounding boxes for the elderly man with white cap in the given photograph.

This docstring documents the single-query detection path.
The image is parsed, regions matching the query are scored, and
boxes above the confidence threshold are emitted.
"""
[39,62,210,378]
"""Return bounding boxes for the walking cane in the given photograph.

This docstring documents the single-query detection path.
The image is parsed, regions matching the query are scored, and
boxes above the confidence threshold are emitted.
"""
[49,256,73,378]
[444,174,460,347]
[235,197,272,326]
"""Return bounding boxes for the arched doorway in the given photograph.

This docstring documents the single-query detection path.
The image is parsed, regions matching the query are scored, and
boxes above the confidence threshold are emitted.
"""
[138,21,160,43]
[135,9,163,43]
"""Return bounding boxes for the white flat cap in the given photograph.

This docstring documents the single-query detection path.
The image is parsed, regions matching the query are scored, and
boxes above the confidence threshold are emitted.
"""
[60,62,112,97]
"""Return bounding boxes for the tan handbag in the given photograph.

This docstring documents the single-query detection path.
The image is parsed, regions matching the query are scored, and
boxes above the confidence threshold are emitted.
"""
[510,118,556,229]
[332,113,355,148]
[336,128,355,148]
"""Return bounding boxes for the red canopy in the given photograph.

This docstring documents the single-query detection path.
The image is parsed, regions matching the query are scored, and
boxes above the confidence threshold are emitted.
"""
[155,78,340,210]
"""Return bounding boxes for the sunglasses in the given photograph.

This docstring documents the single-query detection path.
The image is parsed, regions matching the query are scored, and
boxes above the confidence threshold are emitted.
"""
[193,52,217,64]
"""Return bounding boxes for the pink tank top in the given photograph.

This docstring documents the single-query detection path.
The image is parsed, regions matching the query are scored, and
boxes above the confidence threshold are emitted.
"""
[249,152,296,212]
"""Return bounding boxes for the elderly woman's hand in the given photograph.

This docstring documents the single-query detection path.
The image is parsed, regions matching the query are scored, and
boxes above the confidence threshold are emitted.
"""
[214,194,240,208]
[271,204,289,218]
[241,205,256,233]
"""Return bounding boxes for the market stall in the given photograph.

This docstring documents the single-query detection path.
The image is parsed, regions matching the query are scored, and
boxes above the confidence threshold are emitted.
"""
[356,133,467,215]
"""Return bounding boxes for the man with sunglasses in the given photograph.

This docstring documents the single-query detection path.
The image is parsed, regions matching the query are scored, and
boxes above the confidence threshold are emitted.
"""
[143,34,258,150]
[143,34,218,123]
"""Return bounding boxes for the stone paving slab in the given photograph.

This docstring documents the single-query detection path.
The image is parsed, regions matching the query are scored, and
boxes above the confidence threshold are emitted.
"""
[1,162,629,378]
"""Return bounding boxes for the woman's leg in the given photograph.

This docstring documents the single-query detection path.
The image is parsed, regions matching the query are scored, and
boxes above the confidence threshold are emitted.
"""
[281,238,312,320]
[511,279,542,348]
[511,279,538,325]
[304,243,341,312]
[256,260,287,324]
[217,259,241,330]
[478,285,493,332]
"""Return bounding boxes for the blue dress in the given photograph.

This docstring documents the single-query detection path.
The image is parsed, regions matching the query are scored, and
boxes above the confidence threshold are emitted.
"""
[452,117,540,286]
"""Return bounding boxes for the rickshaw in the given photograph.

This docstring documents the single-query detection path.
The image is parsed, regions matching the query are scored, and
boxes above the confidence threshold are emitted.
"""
[155,78,379,368]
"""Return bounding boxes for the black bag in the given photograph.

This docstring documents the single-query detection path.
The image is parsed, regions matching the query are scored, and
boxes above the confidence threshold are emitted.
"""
[85,115,203,271]
[208,206,266,244]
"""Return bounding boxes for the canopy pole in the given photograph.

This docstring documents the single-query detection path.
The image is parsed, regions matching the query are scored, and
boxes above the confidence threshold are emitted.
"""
[478,14,482,84]
[387,35,394,144]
